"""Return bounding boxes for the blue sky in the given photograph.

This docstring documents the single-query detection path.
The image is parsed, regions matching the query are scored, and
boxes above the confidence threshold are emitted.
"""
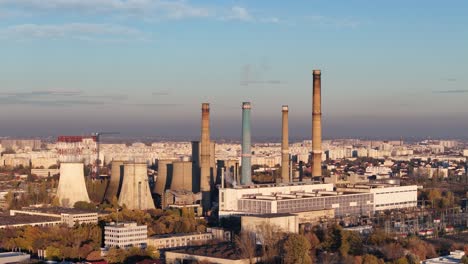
[0,0,467,140]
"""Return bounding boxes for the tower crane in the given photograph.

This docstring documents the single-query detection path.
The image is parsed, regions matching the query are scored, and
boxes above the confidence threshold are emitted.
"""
[93,131,119,177]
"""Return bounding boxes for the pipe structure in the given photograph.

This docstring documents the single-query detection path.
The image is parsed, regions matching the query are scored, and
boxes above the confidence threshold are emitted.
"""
[241,102,252,185]
[200,103,212,212]
[312,70,322,179]
[281,105,289,183]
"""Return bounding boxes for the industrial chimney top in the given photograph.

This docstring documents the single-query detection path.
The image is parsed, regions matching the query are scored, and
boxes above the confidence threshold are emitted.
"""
[313,70,321,75]
[202,103,210,110]
[242,102,251,109]
[282,105,289,111]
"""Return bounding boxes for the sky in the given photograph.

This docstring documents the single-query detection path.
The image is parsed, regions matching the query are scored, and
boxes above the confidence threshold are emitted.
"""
[0,0,467,141]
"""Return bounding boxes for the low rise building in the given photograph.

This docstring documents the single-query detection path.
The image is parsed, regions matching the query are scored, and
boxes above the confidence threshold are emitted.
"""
[147,232,214,250]
[0,214,62,229]
[104,222,147,249]
[165,243,260,264]
[10,207,98,227]
[0,252,31,263]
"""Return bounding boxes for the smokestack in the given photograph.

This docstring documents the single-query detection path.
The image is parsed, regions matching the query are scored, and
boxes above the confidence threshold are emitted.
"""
[241,102,252,185]
[312,70,322,179]
[280,105,289,183]
[200,103,211,212]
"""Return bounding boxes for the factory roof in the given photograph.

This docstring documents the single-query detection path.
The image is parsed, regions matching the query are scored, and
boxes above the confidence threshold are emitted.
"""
[0,214,61,226]
[169,243,261,260]
[149,232,212,239]
[17,206,98,215]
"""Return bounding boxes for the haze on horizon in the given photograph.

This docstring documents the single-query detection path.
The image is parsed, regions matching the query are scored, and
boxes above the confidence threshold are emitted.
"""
[0,0,467,140]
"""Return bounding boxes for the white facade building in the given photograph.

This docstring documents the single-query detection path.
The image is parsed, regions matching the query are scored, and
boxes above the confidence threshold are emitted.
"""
[104,222,148,249]
[370,185,418,211]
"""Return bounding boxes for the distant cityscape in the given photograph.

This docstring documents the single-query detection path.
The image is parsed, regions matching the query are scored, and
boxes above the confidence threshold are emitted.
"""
[0,70,467,264]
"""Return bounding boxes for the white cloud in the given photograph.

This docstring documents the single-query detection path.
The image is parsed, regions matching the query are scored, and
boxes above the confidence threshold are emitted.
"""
[0,0,211,19]
[0,23,148,41]
[226,6,252,22]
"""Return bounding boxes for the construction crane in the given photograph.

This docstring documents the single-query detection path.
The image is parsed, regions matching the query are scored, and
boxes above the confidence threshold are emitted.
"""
[93,132,119,177]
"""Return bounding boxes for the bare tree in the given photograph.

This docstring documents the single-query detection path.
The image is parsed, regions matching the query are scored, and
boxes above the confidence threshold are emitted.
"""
[235,231,256,264]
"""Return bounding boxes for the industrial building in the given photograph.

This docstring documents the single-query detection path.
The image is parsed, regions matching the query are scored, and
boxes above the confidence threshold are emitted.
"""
[0,252,31,263]
[0,214,62,229]
[336,184,418,211]
[219,182,418,220]
[104,222,148,249]
[147,232,214,250]
[241,209,334,234]
[165,243,260,264]
[10,207,98,227]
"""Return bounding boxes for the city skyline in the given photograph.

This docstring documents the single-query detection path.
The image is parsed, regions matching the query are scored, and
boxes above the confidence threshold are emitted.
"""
[1,0,467,139]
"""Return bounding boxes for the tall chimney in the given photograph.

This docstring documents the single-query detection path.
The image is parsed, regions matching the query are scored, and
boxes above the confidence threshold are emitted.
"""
[312,70,322,179]
[280,105,289,183]
[200,103,211,212]
[241,102,252,185]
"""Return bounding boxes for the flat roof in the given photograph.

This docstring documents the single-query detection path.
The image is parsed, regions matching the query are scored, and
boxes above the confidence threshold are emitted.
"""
[16,206,98,215]
[0,252,30,257]
[149,232,212,239]
[0,215,60,226]
[169,243,260,260]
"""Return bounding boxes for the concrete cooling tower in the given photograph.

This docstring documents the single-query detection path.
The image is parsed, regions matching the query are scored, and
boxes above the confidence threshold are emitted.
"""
[154,159,174,195]
[56,162,90,208]
[103,160,125,202]
[118,162,155,210]
[170,161,192,192]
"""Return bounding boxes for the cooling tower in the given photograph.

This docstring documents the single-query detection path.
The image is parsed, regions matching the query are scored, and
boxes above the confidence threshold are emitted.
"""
[241,102,252,185]
[312,70,322,179]
[104,160,125,202]
[170,161,192,192]
[118,162,155,210]
[154,159,174,195]
[56,162,90,208]
[281,105,290,183]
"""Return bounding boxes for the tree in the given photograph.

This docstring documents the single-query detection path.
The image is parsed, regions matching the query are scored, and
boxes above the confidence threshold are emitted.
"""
[282,234,312,264]
[361,254,380,264]
[74,201,96,210]
[257,223,284,263]
[394,257,409,264]
[235,231,256,264]
[381,243,405,261]
[106,247,126,264]
[46,246,62,261]
[461,255,468,264]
